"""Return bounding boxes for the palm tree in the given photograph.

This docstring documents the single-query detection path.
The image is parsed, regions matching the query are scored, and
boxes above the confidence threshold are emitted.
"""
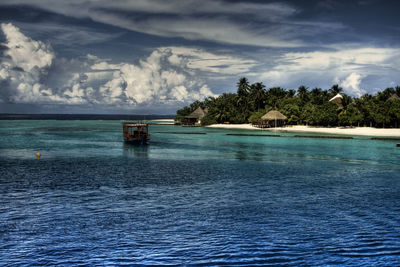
[297,85,309,106]
[250,82,266,111]
[310,88,324,105]
[237,77,250,97]
[395,86,400,96]
[329,84,343,96]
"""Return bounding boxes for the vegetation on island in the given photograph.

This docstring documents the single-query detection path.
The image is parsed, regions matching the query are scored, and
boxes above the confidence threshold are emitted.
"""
[175,78,400,128]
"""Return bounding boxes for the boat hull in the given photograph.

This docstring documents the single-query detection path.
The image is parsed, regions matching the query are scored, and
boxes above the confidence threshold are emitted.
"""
[123,138,149,145]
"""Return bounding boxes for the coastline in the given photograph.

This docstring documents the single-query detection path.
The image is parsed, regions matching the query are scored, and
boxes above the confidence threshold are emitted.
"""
[151,119,175,124]
[206,124,400,137]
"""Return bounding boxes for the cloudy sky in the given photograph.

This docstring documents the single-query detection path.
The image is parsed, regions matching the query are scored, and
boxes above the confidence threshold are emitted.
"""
[0,0,399,114]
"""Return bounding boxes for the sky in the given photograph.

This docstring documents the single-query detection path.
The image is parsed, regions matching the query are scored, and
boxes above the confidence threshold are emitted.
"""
[0,0,399,114]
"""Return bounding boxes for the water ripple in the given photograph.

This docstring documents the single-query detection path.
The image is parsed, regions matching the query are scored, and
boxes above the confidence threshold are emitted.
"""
[1,121,400,265]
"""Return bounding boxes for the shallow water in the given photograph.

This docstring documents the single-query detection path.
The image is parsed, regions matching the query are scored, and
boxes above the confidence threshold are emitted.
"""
[1,120,400,265]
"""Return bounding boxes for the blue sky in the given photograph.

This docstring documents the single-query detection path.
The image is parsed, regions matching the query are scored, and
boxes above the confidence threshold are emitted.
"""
[0,0,399,114]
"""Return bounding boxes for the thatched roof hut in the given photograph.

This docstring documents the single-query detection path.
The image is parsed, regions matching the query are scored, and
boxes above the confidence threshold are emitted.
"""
[261,110,287,121]
[258,110,287,128]
[329,93,343,104]
[185,107,207,119]
[388,94,399,101]
[182,107,208,126]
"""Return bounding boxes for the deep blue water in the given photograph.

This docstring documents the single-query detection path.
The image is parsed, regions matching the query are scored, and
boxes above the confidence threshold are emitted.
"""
[1,120,400,265]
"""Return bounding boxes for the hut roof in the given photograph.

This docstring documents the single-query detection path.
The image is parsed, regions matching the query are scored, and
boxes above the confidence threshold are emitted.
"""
[388,94,399,101]
[329,93,343,104]
[185,107,207,119]
[261,110,287,121]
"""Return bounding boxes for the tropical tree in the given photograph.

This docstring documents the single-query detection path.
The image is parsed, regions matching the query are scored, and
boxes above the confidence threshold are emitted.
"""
[249,82,266,111]
[395,86,400,96]
[297,85,310,106]
[310,102,337,126]
[310,88,325,105]
[236,77,251,120]
[388,98,400,128]
[265,87,286,109]
[176,78,400,128]
[248,110,266,124]
[279,97,301,125]
[338,103,363,126]
[237,77,250,97]
[329,84,343,97]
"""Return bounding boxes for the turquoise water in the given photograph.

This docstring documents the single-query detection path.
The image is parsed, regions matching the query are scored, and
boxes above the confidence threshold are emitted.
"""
[1,120,400,265]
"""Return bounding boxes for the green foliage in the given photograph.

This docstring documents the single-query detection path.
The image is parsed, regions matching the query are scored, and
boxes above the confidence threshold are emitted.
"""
[201,114,217,126]
[309,102,337,126]
[388,99,400,127]
[237,77,250,97]
[249,82,266,111]
[175,77,400,128]
[248,110,265,124]
[338,103,363,126]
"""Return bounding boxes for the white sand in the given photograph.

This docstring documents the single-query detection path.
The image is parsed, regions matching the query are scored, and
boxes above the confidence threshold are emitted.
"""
[206,124,400,137]
[151,119,174,122]
[151,119,175,124]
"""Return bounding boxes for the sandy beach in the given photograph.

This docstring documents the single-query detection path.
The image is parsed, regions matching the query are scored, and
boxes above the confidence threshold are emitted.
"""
[152,119,175,122]
[207,124,400,137]
[151,119,175,124]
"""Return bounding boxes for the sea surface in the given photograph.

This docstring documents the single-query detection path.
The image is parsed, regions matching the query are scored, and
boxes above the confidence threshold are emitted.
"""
[1,119,400,266]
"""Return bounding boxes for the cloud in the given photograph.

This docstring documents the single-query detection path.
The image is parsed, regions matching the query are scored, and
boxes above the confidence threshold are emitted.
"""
[316,0,343,10]
[87,12,303,48]
[1,23,54,71]
[0,0,311,48]
[160,47,258,75]
[0,23,56,103]
[338,73,366,96]
[15,21,122,47]
[259,46,400,95]
[0,23,241,108]
[0,0,296,20]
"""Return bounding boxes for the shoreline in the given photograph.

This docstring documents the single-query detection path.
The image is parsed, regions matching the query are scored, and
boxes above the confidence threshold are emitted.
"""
[206,124,400,137]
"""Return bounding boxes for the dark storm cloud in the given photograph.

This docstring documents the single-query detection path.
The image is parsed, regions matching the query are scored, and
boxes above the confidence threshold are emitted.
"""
[2,0,400,48]
[0,44,8,51]
[0,0,326,47]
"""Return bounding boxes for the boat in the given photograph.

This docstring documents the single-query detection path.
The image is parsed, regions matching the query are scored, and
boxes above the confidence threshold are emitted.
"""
[122,122,150,144]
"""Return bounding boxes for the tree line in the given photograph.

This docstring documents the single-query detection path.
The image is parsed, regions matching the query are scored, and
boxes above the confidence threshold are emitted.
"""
[175,77,400,128]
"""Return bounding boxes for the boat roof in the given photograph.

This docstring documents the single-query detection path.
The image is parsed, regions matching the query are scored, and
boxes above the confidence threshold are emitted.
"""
[123,122,148,127]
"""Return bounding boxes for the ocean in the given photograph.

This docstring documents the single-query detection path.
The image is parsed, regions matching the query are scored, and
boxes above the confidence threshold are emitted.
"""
[1,119,400,265]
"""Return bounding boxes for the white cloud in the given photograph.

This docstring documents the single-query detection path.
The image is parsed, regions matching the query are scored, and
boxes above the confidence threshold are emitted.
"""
[0,23,226,107]
[1,23,54,71]
[0,23,57,103]
[259,46,400,95]
[0,0,296,18]
[274,47,396,72]
[338,73,366,97]
[170,85,188,102]
[161,47,258,75]
[89,13,302,48]
[168,54,182,66]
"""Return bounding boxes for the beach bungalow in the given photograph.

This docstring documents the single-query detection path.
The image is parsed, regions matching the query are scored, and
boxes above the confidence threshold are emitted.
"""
[182,107,207,126]
[256,110,287,128]
[388,93,399,101]
[329,93,343,104]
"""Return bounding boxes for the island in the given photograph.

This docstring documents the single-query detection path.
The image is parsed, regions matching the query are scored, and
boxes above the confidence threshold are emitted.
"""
[175,78,400,136]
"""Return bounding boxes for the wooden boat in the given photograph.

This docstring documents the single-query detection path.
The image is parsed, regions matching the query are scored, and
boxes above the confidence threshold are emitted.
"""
[122,122,150,144]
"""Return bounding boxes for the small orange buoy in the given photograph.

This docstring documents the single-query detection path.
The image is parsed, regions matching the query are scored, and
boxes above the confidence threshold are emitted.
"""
[36,152,41,159]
